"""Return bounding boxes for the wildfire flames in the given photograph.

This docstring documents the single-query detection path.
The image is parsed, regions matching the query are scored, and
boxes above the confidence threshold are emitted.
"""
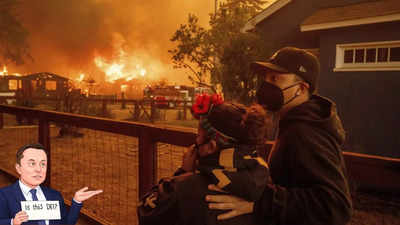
[2,0,214,95]
[76,73,85,82]
[0,66,8,76]
[121,84,128,92]
[93,35,148,84]
[94,56,147,83]
[0,66,21,77]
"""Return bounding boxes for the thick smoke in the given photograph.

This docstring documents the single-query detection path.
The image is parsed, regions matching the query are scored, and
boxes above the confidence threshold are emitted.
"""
[11,0,213,84]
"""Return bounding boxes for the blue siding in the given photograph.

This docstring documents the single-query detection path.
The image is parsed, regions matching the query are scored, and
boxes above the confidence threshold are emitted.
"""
[253,0,399,158]
[318,21,400,158]
[255,0,376,55]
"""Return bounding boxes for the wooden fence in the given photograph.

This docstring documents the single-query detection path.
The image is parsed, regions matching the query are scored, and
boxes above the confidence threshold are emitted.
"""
[0,96,192,122]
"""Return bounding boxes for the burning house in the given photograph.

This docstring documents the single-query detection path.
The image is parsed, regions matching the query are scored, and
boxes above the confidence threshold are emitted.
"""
[0,70,70,104]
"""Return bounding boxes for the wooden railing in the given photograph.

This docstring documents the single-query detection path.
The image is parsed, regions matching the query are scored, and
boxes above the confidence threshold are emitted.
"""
[0,104,196,196]
[0,96,193,122]
[343,151,400,192]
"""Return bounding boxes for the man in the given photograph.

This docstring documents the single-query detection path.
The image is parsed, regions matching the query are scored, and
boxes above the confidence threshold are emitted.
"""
[205,47,353,225]
[0,143,103,225]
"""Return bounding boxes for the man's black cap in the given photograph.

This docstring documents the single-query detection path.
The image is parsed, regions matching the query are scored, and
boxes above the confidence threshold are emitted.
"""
[251,47,320,93]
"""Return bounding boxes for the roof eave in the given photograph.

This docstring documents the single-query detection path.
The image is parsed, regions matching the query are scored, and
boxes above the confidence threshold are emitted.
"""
[301,13,400,32]
[242,0,292,32]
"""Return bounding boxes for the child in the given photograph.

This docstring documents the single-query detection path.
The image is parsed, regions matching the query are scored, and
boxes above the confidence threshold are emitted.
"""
[138,94,272,225]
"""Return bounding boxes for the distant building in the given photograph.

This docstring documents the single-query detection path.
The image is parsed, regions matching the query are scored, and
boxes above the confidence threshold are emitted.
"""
[0,75,23,104]
[0,72,70,103]
[243,0,400,158]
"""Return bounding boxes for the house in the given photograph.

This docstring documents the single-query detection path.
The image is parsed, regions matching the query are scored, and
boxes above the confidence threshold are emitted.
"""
[244,0,400,158]
[23,72,70,98]
[0,72,70,103]
[0,74,23,104]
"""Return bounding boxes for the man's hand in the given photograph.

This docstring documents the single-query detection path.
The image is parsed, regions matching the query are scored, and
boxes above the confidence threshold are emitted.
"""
[73,187,103,203]
[206,185,254,220]
[13,211,28,225]
[182,145,197,172]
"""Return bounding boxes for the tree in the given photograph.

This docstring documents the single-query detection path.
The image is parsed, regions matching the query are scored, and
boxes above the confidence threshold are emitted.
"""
[218,32,267,102]
[0,0,30,65]
[209,0,269,103]
[169,0,269,103]
[169,0,269,102]
[168,14,213,84]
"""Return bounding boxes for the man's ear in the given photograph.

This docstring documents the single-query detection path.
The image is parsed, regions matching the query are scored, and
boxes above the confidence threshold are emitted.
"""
[15,163,22,175]
[300,82,310,94]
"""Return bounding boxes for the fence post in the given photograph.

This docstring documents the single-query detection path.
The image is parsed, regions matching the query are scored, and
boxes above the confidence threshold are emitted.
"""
[39,114,51,187]
[102,99,107,117]
[150,100,155,123]
[134,101,140,121]
[183,101,187,120]
[0,112,3,129]
[138,128,157,198]
[121,92,126,109]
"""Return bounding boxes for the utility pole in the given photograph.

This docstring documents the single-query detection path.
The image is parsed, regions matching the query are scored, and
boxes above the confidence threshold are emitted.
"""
[215,0,218,15]
[213,0,218,90]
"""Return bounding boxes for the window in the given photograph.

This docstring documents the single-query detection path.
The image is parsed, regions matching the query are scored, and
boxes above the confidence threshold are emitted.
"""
[335,41,400,71]
[377,48,388,62]
[31,80,38,92]
[344,49,353,63]
[9,80,18,90]
[354,49,364,63]
[366,48,376,63]
[46,81,57,91]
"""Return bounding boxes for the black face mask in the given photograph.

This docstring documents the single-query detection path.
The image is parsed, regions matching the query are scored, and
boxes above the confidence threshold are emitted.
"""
[256,81,301,112]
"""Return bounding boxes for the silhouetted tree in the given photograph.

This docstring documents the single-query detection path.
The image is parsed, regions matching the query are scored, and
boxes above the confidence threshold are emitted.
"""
[169,0,269,103]
[0,0,30,65]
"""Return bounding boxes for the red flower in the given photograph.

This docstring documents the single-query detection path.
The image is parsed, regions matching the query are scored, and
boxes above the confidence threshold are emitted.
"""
[211,94,224,105]
[191,93,224,119]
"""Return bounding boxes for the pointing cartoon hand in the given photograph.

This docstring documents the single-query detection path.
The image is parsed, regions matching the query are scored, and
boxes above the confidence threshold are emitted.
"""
[73,187,103,203]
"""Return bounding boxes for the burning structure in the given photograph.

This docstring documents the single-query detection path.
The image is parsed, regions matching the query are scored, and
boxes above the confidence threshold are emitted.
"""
[0,68,70,104]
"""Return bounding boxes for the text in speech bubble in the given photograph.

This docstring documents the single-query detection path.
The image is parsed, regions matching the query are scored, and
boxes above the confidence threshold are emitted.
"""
[21,201,61,220]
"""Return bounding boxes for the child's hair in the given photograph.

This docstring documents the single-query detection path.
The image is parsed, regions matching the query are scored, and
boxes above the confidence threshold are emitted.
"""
[207,103,267,145]
[192,94,268,146]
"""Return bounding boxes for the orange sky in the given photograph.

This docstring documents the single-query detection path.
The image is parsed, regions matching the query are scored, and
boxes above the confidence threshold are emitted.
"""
[7,0,215,85]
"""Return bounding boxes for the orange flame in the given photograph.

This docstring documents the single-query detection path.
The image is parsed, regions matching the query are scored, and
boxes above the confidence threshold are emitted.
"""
[121,84,128,92]
[94,54,149,83]
[93,34,151,83]
[0,66,8,76]
[76,73,85,82]
[0,66,21,76]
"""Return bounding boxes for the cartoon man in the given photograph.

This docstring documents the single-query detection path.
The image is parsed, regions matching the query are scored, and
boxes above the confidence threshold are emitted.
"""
[0,143,103,225]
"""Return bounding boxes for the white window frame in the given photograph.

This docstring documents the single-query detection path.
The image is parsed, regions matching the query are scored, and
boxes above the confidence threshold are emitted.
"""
[335,40,400,71]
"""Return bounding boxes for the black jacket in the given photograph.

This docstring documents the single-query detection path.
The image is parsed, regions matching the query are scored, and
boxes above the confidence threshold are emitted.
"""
[138,145,270,225]
[253,95,353,225]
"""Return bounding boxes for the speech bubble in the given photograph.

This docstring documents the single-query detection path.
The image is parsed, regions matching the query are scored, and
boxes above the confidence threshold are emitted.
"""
[21,201,61,220]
